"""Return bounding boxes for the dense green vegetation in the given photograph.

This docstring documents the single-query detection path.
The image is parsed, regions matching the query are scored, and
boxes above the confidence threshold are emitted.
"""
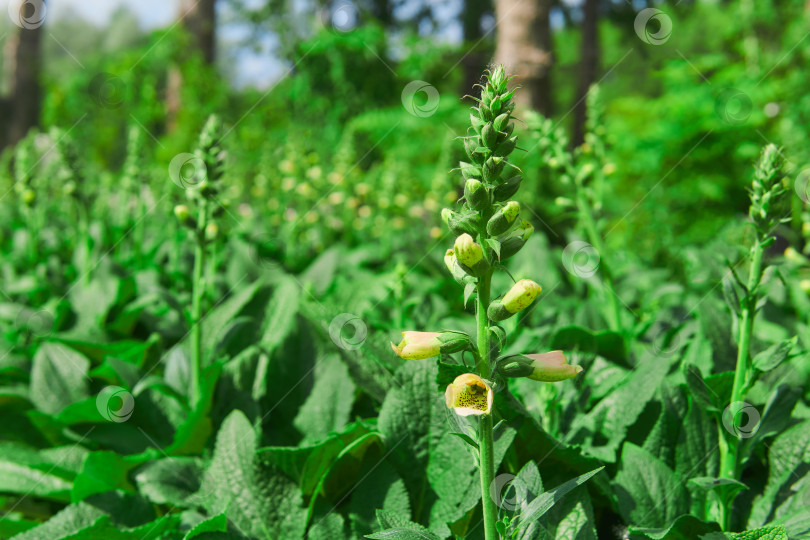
[1,0,810,538]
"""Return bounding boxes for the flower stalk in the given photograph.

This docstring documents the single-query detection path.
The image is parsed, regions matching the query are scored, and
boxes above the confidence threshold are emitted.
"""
[174,115,227,407]
[716,145,788,529]
[391,67,582,539]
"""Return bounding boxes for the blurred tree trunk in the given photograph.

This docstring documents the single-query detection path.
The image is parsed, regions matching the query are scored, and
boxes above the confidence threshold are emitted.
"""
[167,0,218,131]
[572,0,600,146]
[461,0,494,95]
[494,0,553,115]
[180,0,218,64]
[1,24,43,148]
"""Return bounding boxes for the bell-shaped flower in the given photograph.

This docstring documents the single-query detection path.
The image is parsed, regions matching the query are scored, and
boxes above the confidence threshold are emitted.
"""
[445,373,493,416]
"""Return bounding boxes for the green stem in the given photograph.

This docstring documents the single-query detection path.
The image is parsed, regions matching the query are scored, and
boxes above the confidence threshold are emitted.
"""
[575,188,621,331]
[476,269,498,540]
[190,199,208,407]
[717,239,764,529]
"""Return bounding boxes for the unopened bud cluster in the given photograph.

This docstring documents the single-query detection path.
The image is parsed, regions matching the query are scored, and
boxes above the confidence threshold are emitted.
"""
[749,144,789,242]
[174,115,229,244]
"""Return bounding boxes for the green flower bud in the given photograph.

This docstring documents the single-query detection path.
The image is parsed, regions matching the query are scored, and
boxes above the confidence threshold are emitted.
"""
[205,223,219,241]
[488,279,541,321]
[486,201,520,235]
[442,208,479,236]
[493,175,522,201]
[483,156,505,182]
[444,249,475,284]
[454,233,484,267]
[493,113,510,133]
[465,179,487,210]
[496,136,517,157]
[21,189,36,205]
[482,122,497,148]
[174,204,196,228]
[499,221,533,260]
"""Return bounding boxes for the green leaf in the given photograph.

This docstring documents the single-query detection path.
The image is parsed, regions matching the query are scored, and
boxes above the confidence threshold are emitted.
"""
[0,459,72,502]
[260,276,300,355]
[614,443,689,528]
[198,409,306,539]
[348,460,410,538]
[516,466,604,530]
[749,420,810,527]
[549,325,628,366]
[752,337,796,373]
[135,457,205,506]
[629,514,723,539]
[309,513,347,540]
[487,238,502,259]
[30,342,90,415]
[184,513,229,539]
[71,451,140,503]
[293,353,355,444]
[367,510,442,540]
[688,477,748,501]
[726,525,789,540]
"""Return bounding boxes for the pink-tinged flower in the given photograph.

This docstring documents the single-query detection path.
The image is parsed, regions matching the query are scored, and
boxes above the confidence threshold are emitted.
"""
[525,351,582,382]
[445,373,493,416]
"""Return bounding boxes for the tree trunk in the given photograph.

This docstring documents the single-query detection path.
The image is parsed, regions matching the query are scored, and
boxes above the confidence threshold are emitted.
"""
[167,0,217,131]
[461,0,494,95]
[572,0,600,146]
[5,24,43,147]
[179,0,217,64]
[493,0,553,115]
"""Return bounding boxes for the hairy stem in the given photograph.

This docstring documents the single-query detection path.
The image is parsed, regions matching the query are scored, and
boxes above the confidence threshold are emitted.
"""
[717,239,764,529]
[190,198,208,407]
[476,269,498,540]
